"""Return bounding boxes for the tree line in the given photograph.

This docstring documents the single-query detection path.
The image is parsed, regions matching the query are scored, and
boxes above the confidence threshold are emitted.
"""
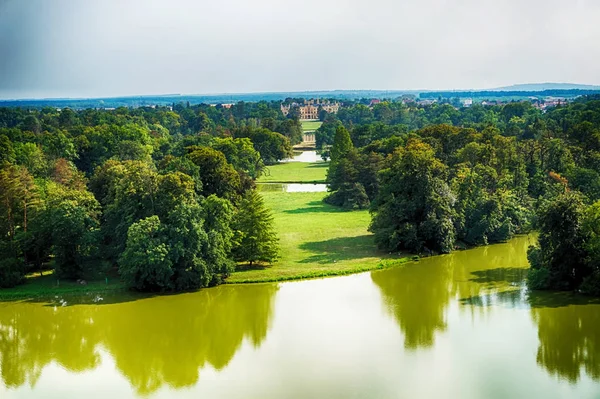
[320,96,600,296]
[0,102,293,291]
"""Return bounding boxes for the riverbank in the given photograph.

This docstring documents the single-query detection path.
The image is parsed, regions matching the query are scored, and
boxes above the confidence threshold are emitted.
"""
[227,191,411,283]
[0,272,126,301]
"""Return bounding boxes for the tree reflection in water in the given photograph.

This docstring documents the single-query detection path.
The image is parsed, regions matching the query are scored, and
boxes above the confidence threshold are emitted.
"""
[529,294,600,383]
[371,235,531,350]
[0,283,277,394]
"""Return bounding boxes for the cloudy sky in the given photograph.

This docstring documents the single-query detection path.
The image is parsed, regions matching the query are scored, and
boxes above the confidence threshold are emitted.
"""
[0,0,599,99]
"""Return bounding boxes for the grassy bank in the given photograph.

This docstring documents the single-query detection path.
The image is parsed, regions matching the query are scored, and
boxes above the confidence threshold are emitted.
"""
[259,161,328,183]
[301,120,322,132]
[0,272,126,301]
[228,191,410,283]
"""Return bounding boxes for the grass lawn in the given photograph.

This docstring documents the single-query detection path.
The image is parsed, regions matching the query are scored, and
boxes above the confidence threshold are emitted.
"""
[301,120,322,132]
[258,161,328,183]
[0,271,126,301]
[227,192,409,283]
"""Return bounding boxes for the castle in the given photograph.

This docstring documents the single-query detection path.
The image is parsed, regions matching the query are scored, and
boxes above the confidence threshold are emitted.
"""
[280,99,340,120]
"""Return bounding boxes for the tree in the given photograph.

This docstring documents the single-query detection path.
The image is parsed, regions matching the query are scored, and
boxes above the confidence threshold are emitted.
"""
[330,126,353,162]
[119,216,173,291]
[186,146,241,200]
[527,192,590,291]
[44,183,100,279]
[212,137,264,179]
[234,127,293,164]
[232,190,279,266]
[370,139,455,254]
[0,165,39,286]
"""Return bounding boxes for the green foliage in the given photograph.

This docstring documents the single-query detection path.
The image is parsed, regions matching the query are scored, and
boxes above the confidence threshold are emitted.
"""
[370,139,455,254]
[330,126,353,162]
[0,257,25,288]
[324,182,370,210]
[232,190,279,266]
[119,216,173,291]
[527,192,590,291]
[234,126,293,164]
[44,183,100,279]
[315,115,340,149]
[186,146,241,200]
[212,137,264,179]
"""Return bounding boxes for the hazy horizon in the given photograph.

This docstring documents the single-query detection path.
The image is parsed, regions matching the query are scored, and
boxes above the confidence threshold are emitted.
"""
[1,0,599,99]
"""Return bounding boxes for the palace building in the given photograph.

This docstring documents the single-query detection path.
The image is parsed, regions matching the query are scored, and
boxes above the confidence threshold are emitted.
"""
[280,99,340,120]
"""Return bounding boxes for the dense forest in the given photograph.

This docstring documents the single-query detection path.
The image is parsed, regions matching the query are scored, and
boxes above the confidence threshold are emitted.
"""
[318,96,600,295]
[0,101,296,291]
[2,97,600,296]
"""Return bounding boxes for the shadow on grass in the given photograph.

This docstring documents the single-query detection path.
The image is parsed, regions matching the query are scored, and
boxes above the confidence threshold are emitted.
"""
[283,200,349,214]
[307,162,329,168]
[235,263,271,272]
[298,234,379,264]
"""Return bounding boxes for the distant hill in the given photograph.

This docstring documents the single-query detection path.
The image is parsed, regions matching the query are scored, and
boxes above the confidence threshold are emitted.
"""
[490,83,600,91]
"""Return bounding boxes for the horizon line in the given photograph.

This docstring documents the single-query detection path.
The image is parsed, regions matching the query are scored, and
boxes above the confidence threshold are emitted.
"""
[2,82,600,102]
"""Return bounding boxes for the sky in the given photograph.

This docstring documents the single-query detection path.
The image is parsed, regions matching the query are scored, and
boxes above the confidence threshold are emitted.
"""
[0,0,599,99]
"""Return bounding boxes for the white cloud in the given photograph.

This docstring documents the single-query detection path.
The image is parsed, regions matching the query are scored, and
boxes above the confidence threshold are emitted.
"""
[1,0,599,98]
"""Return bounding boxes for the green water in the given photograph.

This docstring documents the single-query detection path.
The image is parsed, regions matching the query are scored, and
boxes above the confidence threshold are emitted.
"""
[1,235,599,398]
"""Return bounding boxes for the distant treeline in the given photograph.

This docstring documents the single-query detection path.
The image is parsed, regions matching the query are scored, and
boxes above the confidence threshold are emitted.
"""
[0,91,414,109]
[420,89,600,99]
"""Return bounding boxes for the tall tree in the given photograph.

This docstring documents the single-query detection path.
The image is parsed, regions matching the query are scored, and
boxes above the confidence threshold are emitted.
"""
[232,190,279,266]
[370,139,455,254]
[527,192,590,291]
[330,125,353,162]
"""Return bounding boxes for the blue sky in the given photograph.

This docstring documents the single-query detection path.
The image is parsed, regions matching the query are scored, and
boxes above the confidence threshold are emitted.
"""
[0,0,599,99]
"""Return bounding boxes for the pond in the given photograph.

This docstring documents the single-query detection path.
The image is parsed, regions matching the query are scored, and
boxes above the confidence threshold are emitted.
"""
[1,235,599,398]
[285,150,323,163]
[257,183,328,192]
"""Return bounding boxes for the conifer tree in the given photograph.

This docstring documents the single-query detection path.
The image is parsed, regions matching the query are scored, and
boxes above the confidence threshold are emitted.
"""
[232,190,279,266]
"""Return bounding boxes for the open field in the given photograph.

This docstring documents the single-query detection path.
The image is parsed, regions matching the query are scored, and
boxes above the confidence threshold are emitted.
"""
[227,191,409,283]
[301,120,322,132]
[258,161,328,183]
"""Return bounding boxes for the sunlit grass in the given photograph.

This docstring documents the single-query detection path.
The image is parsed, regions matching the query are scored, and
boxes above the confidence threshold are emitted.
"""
[227,191,410,283]
[301,120,322,132]
[258,161,328,183]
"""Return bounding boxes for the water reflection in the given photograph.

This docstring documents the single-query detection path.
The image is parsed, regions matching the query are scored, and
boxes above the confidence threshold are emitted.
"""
[530,294,600,383]
[2,234,600,397]
[284,151,323,163]
[371,235,532,349]
[0,283,277,394]
[371,261,451,349]
[257,183,327,193]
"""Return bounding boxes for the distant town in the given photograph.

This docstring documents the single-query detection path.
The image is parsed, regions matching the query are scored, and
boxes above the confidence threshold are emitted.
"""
[0,85,596,113]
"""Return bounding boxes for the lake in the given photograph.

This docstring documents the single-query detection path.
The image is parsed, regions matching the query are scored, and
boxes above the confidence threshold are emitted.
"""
[285,150,323,163]
[257,183,328,192]
[1,235,599,398]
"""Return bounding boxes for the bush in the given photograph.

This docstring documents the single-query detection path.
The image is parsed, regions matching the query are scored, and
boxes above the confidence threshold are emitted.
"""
[527,267,550,290]
[580,272,600,296]
[324,183,370,210]
[0,257,25,288]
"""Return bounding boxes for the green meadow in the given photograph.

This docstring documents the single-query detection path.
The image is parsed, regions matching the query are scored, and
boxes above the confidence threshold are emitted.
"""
[228,191,409,283]
[258,161,328,183]
[301,120,322,132]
